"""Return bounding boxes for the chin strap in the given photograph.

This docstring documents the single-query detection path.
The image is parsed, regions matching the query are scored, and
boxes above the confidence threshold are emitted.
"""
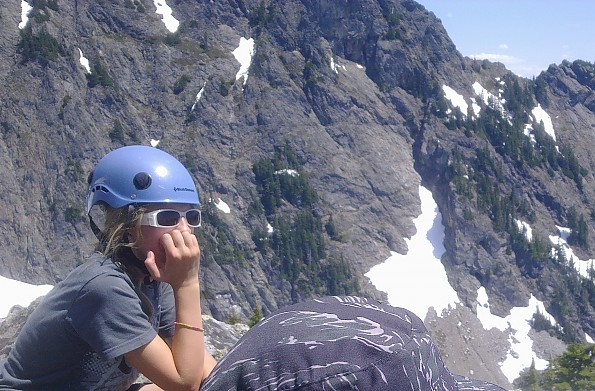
[88,213,107,245]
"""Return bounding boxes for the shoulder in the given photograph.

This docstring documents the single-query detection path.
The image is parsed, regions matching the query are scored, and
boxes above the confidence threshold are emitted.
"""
[74,253,133,286]
[63,254,137,308]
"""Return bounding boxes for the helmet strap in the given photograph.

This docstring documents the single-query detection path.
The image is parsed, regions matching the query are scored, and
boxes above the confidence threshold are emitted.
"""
[88,213,106,243]
[121,205,150,276]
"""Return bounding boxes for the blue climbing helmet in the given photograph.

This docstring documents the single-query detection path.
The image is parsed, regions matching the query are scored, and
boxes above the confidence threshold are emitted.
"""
[86,145,200,213]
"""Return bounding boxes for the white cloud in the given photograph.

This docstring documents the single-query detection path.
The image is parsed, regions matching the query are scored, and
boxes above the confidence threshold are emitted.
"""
[469,53,524,65]
[468,53,542,78]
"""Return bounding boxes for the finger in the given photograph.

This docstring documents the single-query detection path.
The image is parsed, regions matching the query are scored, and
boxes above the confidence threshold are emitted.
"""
[182,232,200,260]
[160,232,186,261]
[161,231,198,260]
[167,230,186,248]
[144,251,161,280]
[181,230,198,248]
[160,232,176,252]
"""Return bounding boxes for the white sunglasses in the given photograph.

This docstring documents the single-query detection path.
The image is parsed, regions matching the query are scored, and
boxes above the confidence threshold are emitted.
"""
[140,209,202,228]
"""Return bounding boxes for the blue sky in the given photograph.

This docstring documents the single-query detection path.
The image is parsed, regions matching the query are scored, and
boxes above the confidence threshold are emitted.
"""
[415,0,594,78]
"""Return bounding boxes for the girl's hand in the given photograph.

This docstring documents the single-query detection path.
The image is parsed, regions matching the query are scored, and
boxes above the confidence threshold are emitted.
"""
[144,230,200,289]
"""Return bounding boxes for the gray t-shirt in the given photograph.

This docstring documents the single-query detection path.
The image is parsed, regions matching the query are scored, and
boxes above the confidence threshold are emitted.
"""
[0,253,175,391]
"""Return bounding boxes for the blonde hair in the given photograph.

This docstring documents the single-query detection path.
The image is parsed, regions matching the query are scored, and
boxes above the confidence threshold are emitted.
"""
[99,204,154,317]
[99,205,145,261]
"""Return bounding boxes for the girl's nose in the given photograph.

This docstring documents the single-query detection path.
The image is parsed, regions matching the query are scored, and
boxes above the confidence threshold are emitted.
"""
[177,217,192,233]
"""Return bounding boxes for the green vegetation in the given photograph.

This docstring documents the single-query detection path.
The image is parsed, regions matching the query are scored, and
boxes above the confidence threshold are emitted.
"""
[17,1,63,64]
[449,144,593,342]
[515,343,595,390]
[252,145,315,215]
[18,25,64,66]
[247,306,263,327]
[533,76,550,107]
[198,200,249,267]
[219,79,232,96]
[164,32,182,46]
[86,60,113,88]
[531,308,566,342]
[64,205,84,224]
[303,60,323,87]
[64,159,84,183]
[566,207,589,249]
[124,0,146,12]
[225,311,241,325]
[442,76,594,342]
[251,144,360,298]
[173,74,192,94]
[30,0,59,22]
[380,4,402,40]
[57,95,71,120]
[443,76,585,191]
[247,1,275,29]
[109,119,125,144]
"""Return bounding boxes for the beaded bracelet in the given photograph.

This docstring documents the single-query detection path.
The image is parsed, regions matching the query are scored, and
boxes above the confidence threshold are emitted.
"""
[174,321,204,332]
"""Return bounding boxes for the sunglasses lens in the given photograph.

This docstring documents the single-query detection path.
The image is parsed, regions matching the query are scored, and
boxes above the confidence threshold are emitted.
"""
[156,210,181,227]
[186,210,201,226]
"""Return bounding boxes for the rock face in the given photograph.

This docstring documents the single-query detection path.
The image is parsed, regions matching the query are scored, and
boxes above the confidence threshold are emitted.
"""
[1,0,595,388]
[0,300,41,360]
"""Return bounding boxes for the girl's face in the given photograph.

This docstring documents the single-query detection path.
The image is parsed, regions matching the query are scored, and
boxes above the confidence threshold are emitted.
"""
[130,203,195,264]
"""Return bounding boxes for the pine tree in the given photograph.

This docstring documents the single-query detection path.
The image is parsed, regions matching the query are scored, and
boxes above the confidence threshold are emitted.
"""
[542,343,595,390]
[247,306,263,327]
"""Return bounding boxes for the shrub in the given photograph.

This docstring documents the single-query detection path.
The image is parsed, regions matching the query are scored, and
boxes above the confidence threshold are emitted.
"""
[86,60,113,87]
[173,74,192,94]
[18,26,64,66]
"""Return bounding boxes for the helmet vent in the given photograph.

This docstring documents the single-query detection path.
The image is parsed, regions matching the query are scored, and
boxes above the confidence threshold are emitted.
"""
[93,185,109,193]
[133,172,152,190]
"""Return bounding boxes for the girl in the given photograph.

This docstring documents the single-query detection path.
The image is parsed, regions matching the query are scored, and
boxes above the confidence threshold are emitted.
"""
[0,145,216,390]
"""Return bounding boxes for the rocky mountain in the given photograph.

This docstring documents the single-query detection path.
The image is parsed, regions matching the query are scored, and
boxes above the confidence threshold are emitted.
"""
[1,0,594,388]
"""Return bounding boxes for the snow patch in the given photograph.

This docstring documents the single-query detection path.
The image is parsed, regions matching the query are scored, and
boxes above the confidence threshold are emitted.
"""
[153,0,179,32]
[78,49,91,74]
[213,198,231,214]
[232,37,255,87]
[531,104,556,142]
[19,1,32,29]
[442,85,468,116]
[191,82,207,111]
[0,276,53,319]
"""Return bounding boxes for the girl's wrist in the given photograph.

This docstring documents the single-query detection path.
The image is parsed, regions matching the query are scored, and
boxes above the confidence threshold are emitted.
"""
[172,278,200,293]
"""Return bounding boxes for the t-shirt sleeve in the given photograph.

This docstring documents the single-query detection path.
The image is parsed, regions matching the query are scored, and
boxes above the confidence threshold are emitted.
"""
[66,273,157,360]
[158,282,176,338]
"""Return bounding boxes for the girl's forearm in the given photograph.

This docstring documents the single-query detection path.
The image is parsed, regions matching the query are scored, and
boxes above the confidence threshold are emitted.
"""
[171,281,205,388]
